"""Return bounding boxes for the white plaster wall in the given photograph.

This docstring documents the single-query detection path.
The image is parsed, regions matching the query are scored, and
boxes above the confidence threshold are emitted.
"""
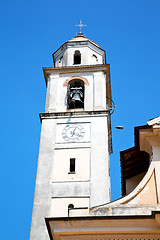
[52,148,90,182]
[90,116,110,207]
[51,115,110,208]
[88,47,103,65]
[56,77,67,112]
[47,74,60,112]
[54,43,104,67]
[67,46,89,66]
[31,113,110,238]
[30,119,57,240]
[55,50,66,68]
[46,74,67,112]
[93,72,106,110]
[45,71,106,113]
[66,46,103,66]
[51,181,90,197]
[45,77,51,112]
[69,208,89,217]
[51,197,89,217]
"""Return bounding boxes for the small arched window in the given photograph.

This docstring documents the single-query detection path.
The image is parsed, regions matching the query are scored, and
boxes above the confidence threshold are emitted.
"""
[74,50,81,64]
[67,79,84,109]
[68,204,74,210]
[68,204,74,217]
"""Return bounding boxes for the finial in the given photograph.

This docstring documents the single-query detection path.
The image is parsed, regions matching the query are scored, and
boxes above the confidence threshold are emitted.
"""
[75,20,86,34]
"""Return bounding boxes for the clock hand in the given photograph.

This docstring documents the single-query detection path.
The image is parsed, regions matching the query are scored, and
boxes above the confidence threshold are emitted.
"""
[71,126,77,137]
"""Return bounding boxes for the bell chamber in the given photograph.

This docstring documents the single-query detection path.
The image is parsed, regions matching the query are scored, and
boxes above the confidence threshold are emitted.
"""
[67,79,84,109]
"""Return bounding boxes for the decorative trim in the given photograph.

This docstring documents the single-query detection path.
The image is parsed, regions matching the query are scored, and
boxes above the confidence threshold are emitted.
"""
[39,110,109,122]
[63,76,89,86]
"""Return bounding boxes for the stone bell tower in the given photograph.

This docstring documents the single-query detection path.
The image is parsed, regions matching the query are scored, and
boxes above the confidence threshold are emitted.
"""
[30,33,113,240]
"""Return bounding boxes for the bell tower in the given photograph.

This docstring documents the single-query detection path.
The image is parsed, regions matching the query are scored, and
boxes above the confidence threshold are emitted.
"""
[30,33,112,240]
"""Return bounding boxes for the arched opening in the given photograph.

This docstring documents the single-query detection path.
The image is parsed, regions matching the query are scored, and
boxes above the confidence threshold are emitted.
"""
[74,50,81,64]
[68,204,74,217]
[68,204,74,210]
[67,79,84,109]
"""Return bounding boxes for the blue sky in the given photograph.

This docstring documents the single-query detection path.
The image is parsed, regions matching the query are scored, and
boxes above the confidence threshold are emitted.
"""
[0,0,160,239]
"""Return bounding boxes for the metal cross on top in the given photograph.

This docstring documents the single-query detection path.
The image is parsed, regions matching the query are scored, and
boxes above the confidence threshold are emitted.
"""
[76,20,86,33]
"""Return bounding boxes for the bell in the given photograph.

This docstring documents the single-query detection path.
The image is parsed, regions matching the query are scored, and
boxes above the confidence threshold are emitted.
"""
[71,92,82,103]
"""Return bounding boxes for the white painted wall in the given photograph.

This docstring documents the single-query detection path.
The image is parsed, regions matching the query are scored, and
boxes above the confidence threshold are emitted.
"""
[52,148,90,182]
[45,71,106,113]
[54,41,105,67]
[51,197,89,217]
[93,72,106,110]
[90,116,110,207]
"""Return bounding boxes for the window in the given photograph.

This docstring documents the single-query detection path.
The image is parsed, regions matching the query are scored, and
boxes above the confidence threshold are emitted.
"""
[74,50,81,64]
[67,79,84,109]
[68,204,74,217]
[68,204,74,210]
[70,158,75,173]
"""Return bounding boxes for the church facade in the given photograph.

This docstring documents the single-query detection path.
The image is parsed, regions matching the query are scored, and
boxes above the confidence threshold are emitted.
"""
[30,33,160,240]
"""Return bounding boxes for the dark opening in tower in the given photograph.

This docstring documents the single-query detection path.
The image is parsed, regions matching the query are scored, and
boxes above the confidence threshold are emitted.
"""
[74,50,81,64]
[67,79,84,109]
[70,158,75,173]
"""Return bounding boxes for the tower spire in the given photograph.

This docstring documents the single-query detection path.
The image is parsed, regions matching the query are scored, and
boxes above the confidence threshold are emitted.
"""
[75,20,86,34]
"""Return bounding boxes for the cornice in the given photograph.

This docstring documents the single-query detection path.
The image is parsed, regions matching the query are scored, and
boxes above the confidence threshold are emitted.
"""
[45,211,160,240]
[43,64,110,86]
[39,110,110,122]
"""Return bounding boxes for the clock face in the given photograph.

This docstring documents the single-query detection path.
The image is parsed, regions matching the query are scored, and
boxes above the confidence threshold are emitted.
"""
[62,124,85,142]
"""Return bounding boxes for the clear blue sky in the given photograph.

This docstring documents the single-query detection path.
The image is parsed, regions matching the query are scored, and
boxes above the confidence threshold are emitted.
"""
[0,0,160,239]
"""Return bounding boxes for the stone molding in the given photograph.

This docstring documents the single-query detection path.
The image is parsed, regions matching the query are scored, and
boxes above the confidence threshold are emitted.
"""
[45,212,160,240]
[39,110,110,120]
